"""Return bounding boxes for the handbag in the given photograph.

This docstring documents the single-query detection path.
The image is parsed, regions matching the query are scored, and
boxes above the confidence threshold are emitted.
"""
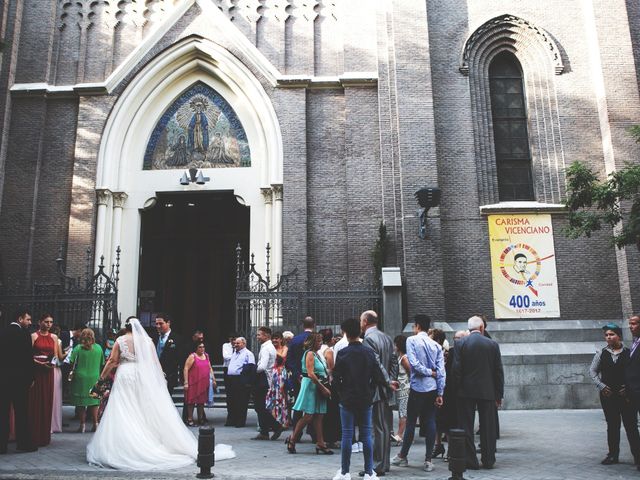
[314,353,331,398]
[67,357,77,382]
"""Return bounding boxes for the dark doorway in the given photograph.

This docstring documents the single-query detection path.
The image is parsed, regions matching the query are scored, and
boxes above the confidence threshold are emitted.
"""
[137,191,249,362]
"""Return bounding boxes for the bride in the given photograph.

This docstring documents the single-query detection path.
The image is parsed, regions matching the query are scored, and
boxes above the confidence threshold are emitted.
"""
[87,318,234,470]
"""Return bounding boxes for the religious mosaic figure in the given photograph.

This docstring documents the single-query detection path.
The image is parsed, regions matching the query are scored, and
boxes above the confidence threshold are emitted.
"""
[143,82,251,170]
[210,132,235,164]
[167,135,189,167]
[188,99,209,154]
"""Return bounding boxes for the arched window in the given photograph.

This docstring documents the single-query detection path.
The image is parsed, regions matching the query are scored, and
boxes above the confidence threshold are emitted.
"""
[489,51,534,201]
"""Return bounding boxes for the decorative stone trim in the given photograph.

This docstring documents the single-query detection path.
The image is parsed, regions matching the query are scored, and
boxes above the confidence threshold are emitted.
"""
[112,192,129,208]
[460,14,565,76]
[261,187,273,205]
[462,14,569,206]
[479,202,567,215]
[95,188,112,206]
[271,184,283,201]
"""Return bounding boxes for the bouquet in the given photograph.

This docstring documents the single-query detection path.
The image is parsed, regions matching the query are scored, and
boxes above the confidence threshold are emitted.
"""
[89,378,113,399]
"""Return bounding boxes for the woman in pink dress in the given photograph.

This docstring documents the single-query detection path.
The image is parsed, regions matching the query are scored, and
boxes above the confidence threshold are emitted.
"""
[50,325,64,433]
[28,314,64,446]
[183,342,216,426]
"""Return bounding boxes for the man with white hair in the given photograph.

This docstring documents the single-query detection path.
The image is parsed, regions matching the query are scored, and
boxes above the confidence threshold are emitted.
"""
[452,315,504,470]
[225,337,255,428]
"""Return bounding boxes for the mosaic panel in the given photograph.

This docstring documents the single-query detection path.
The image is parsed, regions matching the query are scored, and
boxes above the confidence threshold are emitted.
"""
[143,82,251,170]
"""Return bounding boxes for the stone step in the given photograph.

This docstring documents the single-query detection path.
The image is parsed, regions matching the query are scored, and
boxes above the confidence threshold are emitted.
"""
[435,320,615,344]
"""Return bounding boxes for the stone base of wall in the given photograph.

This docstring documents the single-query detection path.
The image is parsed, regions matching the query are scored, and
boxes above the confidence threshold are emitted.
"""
[435,320,610,409]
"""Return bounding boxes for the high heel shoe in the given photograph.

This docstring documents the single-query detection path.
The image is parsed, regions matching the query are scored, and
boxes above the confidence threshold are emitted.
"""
[432,444,445,458]
[76,423,85,433]
[285,436,296,454]
[316,445,334,455]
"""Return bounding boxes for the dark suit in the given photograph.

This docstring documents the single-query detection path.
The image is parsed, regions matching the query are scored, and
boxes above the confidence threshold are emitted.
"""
[363,326,397,473]
[625,339,640,409]
[0,323,36,451]
[452,331,504,469]
[154,330,184,395]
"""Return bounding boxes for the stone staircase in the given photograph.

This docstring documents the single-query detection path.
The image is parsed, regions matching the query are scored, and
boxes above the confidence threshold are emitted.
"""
[172,364,229,408]
[434,320,614,409]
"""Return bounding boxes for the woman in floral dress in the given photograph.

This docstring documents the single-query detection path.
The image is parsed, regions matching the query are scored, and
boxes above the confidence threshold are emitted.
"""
[266,332,290,428]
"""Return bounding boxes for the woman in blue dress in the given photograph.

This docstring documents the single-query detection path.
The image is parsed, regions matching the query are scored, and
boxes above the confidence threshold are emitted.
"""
[285,332,333,455]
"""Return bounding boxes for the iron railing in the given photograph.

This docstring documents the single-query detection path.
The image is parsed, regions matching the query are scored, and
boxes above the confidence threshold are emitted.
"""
[0,247,120,339]
[235,244,381,349]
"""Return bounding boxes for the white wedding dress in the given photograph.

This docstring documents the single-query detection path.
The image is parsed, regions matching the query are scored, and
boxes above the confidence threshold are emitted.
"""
[87,319,235,470]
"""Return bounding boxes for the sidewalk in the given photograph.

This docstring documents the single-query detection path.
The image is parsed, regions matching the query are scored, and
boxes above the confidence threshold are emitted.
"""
[0,407,636,480]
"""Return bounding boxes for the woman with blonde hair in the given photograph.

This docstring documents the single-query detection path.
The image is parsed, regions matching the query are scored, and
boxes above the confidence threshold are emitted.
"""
[69,328,104,432]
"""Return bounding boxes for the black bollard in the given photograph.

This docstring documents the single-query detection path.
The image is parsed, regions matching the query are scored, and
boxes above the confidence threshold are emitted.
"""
[197,426,215,479]
[448,429,467,480]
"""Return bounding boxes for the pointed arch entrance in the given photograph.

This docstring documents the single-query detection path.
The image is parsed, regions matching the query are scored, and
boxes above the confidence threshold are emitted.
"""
[95,37,284,331]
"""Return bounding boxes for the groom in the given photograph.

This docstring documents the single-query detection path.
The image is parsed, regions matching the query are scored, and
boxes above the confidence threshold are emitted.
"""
[0,310,37,453]
[154,313,184,395]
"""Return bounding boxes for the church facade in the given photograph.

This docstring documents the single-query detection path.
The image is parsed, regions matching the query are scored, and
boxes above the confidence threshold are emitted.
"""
[1,0,640,407]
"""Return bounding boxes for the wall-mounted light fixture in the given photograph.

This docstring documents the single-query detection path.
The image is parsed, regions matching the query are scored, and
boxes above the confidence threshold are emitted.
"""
[414,187,441,239]
[179,167,210,186]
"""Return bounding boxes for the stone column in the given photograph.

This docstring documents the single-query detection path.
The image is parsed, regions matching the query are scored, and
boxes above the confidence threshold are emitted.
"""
[261,187,273,257]
[271,184,283,279]
[111,192,128,265]
[94,189,112,272]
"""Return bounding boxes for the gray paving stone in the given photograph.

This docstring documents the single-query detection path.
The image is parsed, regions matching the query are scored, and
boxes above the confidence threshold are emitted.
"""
[0,407,637,480]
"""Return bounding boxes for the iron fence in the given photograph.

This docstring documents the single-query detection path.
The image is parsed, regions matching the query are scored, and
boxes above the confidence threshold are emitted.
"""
[0,248,120,340]
[235,245,381,349]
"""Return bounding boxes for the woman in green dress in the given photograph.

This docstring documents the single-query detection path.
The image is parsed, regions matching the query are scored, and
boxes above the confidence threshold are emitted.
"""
[69,328,104,432]
[285,333,333,455]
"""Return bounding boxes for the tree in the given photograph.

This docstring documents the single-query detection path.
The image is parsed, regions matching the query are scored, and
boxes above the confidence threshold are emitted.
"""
[564,156,640,251]
[371,221,389,282]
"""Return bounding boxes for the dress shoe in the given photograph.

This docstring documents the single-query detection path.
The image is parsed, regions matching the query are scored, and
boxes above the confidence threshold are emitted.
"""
[601,454,619,465]
[315,445,334,455]
[251,434,269,440]
[16,446,38,453]
[358,469,384,477]
[270,425,283,441]
[482,462,495,469]
[432,444,445,458]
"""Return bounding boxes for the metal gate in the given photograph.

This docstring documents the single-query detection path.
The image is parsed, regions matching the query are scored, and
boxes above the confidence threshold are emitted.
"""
[235,245,381,348]
[0,248,120,339]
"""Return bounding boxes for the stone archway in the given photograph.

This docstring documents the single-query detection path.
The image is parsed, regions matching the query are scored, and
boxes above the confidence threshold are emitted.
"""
[95,37,283,316]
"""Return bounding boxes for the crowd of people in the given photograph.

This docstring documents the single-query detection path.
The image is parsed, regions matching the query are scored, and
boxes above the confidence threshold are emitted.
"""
[5,306,640,478]
[208,311,505,479]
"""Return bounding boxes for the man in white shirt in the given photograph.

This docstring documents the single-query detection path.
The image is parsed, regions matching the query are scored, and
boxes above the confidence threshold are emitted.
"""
[252,327,282,440]
[221,332,237,426]
[225,337,255,427]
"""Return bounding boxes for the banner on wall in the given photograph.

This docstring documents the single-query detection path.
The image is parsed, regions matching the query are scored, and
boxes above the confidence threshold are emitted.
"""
[488,214,560,318]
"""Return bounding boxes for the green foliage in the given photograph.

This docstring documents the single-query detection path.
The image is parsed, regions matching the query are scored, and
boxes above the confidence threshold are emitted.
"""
[372,221,389,281]
[565,159,640,250]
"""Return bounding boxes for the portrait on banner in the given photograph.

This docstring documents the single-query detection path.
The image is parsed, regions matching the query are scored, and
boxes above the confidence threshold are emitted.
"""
[488,214,561,318]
